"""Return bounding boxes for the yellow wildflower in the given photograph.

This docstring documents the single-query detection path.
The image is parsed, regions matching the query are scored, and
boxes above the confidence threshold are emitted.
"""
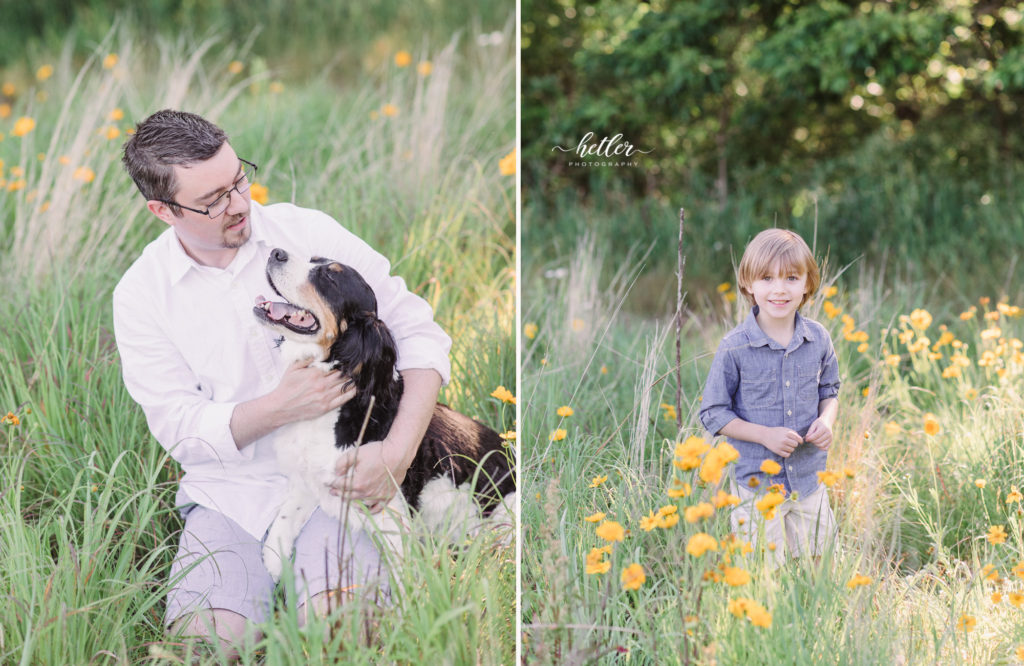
[382,103,399,117]
[957,615,976,632]
[713,489,741,508]
[588,475,607,488]
[249,182,268,205]
[499,149,516,176]
[668,480,692,498]
[909,308,932,330]
[817,470,841,487]
[394,51,412,67]
[755,490,785,520]
[12,116,35,137]
[417,61,433,76]
[228,60,244,74]
[922,413,941,436]
[36,65,54,81]
[595,520,625,542]
[760,459,781,475]
[975,479,987,489]
[1007,488,1023,504]
[490,386,516,404]
[584,512,606,523]
[556,405,574,418]
[723,566,751,587]
[550,429,566,442]
[673,436,710,471]
[686,533,718,557]
[1010,592,1024,608]
[846,574,873,589]
[621,563,645,590]
[987,524,1008,545]
[103,53,119,69]
[684,502,714,523]
[524,322,538,339]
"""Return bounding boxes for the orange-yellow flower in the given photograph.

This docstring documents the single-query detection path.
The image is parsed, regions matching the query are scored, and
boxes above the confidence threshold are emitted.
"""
[723,566,751,587]
[987,524,1008,545]
[12,116,35,137]
[684,502,714,524]
[72,166,95,183]
[846,574,872,589]
[595,520,625,542]
[673,436,710,471]
[686,532,718,557]
[103,53,119,69]
[490,385,516,404]
[975,479,987,489]
[667,480,691,498]
[249,182,268,205]
[557,405,574,418]
[760,460,781,475]
[713,489,740,508]
[382,103,399,117]
[1009,592,1024,608]
[922,413,941,436]
[104,126,120,140]
[588,475,607,488]
[417,61,433,76]
[746,604,772,628]
[1007,487,1023,504]
[817,470,841,487]
[755,490,785,520]
[584,512,606,523]
[957,615,976,632]
[499,148,516,176]
[620,563,645,590]
[524,322,538,339]
[909,308,932,331]
[585,547,611,575]
[550,428,566,442]
[394,51,412,67]
[228,60,244,74]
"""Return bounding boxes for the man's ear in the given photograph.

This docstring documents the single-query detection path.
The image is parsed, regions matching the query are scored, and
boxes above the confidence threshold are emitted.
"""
[147,199,177,226]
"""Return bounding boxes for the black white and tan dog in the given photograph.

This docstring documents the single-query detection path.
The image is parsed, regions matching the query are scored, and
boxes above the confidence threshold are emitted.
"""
[253,248,516,579]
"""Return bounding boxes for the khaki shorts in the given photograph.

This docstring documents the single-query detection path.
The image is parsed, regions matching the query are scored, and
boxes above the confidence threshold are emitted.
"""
[165,495,389,626]
[731,482,836,567]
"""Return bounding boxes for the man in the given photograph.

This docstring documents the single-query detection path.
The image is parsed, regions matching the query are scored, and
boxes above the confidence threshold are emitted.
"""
[113,109,450,656]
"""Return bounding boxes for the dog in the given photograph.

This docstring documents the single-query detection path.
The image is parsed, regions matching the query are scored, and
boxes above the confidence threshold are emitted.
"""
[253,248,515,579]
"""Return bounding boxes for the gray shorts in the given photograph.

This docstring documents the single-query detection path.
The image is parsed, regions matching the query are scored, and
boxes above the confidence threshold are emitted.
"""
[165,497,389,626]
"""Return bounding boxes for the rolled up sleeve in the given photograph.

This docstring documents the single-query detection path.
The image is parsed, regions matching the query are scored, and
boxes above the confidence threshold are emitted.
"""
[113,283,254,467]
[700,340,740,437]
[818,335,841,401]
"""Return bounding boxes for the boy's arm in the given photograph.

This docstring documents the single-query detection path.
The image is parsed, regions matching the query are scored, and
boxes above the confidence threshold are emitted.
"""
[805,397,839,450]
[719,418,803,458]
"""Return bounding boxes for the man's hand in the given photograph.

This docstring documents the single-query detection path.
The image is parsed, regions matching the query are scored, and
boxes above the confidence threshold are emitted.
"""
[328,439,407,513]
[229,359,355,450]
[761,426,803,458]
[272,359,355,422]
[804,418,833,451]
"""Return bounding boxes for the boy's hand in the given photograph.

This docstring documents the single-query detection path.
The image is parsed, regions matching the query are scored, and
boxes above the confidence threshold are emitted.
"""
[804,418,833,450]
[761,427,802,458]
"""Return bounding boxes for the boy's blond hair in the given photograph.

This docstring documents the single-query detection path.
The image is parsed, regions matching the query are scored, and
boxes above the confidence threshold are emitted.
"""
[736,229,820,308]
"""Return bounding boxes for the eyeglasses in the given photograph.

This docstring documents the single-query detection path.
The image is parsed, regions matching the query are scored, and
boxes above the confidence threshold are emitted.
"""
[159,159,258,218]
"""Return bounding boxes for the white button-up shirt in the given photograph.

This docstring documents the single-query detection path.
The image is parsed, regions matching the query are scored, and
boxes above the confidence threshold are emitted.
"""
[112,201,452,539]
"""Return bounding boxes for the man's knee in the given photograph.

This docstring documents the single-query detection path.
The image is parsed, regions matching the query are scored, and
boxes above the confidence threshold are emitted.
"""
[169,608,255,662]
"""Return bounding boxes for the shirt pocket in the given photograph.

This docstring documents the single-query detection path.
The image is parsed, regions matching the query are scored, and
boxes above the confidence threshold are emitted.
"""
[797,362,821,402]
[739,368,778,408]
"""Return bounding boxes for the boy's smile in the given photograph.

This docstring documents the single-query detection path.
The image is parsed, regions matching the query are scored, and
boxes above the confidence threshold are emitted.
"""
[749,261,808,330]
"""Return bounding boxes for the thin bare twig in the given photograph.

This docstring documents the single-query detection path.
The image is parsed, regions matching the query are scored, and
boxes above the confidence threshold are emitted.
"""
[675,207,687,433]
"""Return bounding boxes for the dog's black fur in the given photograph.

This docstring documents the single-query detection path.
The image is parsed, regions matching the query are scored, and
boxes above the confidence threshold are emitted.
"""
[268,250,515,515]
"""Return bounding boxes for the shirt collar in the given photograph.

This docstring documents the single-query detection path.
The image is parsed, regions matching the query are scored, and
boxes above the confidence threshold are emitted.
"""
[166,201,270,285]
[743,306,813,349]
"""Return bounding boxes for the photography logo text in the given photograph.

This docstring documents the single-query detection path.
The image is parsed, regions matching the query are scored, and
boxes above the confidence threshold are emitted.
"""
[552,132,653,168]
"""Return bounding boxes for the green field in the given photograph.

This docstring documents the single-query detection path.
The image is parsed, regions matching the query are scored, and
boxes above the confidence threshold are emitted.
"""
[0,7,515,664]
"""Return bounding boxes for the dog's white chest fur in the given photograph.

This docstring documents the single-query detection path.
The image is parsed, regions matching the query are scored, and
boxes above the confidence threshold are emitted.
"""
[261,344,405,580]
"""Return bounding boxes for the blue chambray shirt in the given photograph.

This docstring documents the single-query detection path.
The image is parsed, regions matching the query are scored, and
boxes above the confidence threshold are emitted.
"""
[699,306,841,497]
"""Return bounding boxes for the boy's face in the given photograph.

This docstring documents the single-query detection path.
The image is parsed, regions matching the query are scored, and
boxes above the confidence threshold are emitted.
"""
[748,261,808,326]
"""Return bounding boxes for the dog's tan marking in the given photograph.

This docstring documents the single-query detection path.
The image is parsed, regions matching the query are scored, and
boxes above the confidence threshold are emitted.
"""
[328,262,344,273]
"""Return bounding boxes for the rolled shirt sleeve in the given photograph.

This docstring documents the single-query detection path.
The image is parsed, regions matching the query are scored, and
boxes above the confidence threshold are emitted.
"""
[699,338,741,437]
[818,334,841,401]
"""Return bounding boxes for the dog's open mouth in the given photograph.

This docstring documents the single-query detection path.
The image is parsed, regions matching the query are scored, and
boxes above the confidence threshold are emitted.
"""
[254,295,320,333]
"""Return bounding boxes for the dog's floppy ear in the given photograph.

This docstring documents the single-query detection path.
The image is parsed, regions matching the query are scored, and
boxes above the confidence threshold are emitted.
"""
[330,312,398,393]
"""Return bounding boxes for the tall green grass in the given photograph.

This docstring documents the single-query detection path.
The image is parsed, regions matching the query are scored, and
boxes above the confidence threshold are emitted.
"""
[521,238,1024,664]
[0,14,515,665]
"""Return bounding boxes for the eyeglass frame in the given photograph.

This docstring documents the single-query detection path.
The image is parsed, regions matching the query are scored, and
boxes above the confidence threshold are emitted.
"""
[156,158,258,218]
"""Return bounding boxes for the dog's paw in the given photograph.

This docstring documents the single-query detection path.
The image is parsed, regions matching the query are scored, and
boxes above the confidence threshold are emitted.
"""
[262,544,284,581]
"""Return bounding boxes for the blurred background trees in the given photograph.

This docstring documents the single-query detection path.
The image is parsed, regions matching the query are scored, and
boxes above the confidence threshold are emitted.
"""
[523,0,1024,308]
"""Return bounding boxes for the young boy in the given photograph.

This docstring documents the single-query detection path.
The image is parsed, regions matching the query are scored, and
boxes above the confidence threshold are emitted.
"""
[699,228,840,565]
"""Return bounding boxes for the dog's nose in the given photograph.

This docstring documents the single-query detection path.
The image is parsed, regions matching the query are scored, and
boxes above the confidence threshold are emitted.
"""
[270,248,288,264]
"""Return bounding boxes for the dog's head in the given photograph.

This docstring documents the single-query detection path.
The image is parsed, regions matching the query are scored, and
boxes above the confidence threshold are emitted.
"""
[254,248,380,361]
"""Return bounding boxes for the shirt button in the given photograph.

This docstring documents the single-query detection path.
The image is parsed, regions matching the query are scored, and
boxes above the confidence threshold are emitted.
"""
[785,381,791,387]
[787,409,792,416]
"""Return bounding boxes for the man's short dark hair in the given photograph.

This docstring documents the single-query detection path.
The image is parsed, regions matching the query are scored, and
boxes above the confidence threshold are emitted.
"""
[122,109,228,214]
